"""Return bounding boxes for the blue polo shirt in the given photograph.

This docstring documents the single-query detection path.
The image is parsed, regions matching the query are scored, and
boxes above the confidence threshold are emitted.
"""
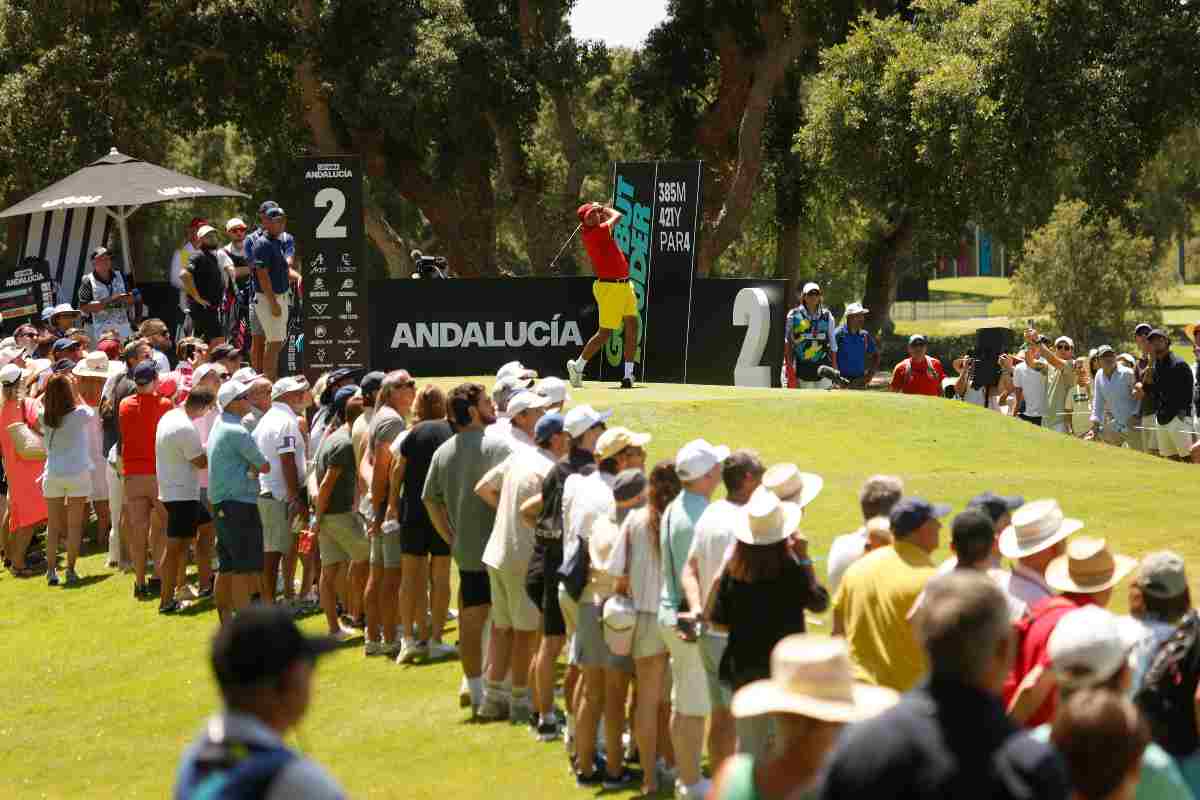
[248,230,294,295]
[834,324,877,379]
[206,412,268,505]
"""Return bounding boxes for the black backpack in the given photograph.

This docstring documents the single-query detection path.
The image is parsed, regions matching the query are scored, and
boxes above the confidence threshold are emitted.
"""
[1135,609,1200,757]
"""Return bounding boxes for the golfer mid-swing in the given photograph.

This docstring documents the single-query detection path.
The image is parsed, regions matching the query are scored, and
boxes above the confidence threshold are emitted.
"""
[566,201,639,390]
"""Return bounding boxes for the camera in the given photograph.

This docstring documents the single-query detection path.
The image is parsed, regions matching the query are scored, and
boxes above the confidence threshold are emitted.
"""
[410,249,448,279]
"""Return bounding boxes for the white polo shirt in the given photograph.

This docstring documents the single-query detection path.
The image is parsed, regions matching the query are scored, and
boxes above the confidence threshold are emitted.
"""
[155,407,205,502]
[253,402,307,501]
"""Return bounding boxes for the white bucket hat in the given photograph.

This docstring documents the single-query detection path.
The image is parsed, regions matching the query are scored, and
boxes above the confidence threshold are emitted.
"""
[72,350,125,380]
[998,498,1084,560]
[762,463,823,509]
[731,636,899,722]
[736,487,801,546]
[844,302,869,317]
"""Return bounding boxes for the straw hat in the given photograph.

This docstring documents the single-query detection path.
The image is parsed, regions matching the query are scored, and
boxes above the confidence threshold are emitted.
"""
[73,350,125,380]
[998,499,1084,560]
[762,463,823,510]
[731,635,899,722]
[1185,323,1200,346]
[1045,536,1137,595]
[736,487,801,546]
[594,426,651,461]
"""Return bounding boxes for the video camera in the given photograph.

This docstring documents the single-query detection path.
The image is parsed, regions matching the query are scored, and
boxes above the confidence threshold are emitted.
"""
[411,249,448,279]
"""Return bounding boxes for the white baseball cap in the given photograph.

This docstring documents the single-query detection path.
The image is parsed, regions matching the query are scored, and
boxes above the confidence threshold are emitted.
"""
[231,367,260,384]
[196,224,218,239]
[0,363,22,385]
[844,302,869,316]
[507,390,551,416]
[497,360,537,381]
[801,282,821,295]
[192,362,228,385]
[563,404,612,438]
[675,439,731,481]
[534,376,570,406]
[1047,605,1142,690]
[1054,335,1074,349]
[271,375,309,401]
[217,380,252,410]
[225,217,247,232]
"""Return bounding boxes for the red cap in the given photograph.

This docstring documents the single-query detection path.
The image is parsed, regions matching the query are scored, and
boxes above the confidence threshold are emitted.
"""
[577,203,598,224]
[97,339,119,360]
[189,217,208,230]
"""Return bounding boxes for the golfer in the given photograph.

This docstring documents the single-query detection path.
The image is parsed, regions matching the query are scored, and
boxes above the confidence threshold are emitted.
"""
[565,202,638,390]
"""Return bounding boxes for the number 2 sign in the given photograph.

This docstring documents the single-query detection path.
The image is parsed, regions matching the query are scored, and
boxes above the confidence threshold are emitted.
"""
[732,287,771,387]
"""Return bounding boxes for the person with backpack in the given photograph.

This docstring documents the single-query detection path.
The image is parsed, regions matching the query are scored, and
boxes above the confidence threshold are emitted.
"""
[173,605,345,800]
[1027,605,1192,800]
[889,334,946,396]
[1005,536,1136,728]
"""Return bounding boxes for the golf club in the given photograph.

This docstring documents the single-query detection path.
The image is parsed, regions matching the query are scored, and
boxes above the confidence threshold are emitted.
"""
[548,222,583,273]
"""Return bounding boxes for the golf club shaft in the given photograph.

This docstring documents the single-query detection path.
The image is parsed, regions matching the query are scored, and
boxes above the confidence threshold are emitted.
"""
[548,223,583,271]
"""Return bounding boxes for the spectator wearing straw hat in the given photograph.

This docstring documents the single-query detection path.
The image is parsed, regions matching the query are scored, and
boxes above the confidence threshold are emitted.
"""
[708,487,829,760]
[833,302,879,389]
[712,636,898,800]
[679,450,764,773]
[998,498,1083,610]
[1030,606,1193,800]
[1005,537,1137,728]
[832,497,947,691]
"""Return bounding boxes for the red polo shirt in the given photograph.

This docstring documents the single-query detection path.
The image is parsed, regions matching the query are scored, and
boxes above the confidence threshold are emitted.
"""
[581,224,629,280]
[119,392,174,476]
[890,356,946,396]
[1002,594,1093,728]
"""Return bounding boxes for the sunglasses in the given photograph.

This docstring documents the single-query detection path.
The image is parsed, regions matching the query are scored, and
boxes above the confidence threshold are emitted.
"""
[399,380,416,389]
[1056,344,1072,350]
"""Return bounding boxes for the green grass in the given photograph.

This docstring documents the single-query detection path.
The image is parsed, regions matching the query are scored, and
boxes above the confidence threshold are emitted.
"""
[4,380,1200,798]
[928,276,1014,299]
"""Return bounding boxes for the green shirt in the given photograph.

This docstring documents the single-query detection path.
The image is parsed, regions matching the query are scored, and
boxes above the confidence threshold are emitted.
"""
[421,429,512,571]
[1032,723,1191,800]
[658,489,710,627]
[1042,360,1077,429]
[314,427,356,516]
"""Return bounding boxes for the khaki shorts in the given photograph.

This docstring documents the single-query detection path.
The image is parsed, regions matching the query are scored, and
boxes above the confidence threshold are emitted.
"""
[699,633,733,709]
[593,280,637,331]
[487,566,541,632]
[254,291,290,343]
[257,495,294,554]
[1155,416,1195,459]
[632,612,667,659]
[371,529,404,569]
[43,471,93,499]
[661,621,711,717]
[319,512,369,565]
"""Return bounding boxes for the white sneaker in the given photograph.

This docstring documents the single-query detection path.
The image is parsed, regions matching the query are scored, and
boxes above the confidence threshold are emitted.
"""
[397,640,426,664]
[364,639,386,656]
[676,778,712,799]
[331,626,359,644]
[427,640,457,660]
[566,358,584,388]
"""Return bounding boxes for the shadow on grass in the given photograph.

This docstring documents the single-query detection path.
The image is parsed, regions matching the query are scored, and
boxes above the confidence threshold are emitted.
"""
[61,573,113,590]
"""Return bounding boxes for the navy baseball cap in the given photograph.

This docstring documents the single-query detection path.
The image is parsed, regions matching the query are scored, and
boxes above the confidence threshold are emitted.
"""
[52,337,77,353]
[132,361,158,386]
[535,411,565,444]
[211,605,337,691]
[52,358,76,374]
[360,371,386,397]
[889,497,952,537]
[265,206,286,219]
[1133,323,1153,338]
[258,200,279,214]
[332,385,357,416]
[967,492,1024,524]
[1148,328,1170,342]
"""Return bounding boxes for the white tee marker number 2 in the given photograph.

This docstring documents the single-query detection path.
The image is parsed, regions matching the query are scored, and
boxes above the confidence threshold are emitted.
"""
[733,287,771,387]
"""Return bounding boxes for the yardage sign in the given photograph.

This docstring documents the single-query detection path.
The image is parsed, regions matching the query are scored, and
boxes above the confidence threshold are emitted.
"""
[297,155,368,385]
[609,161,702,383]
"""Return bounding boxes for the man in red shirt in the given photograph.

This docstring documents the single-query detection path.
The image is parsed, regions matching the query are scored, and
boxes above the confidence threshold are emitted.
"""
[119,361,175,599]
[566,202,639,390]
[1003,536,1135,728]
[890,334,946,396]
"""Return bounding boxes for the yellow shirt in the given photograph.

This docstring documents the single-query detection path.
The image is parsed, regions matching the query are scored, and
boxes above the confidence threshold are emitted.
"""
[833,539,935,692]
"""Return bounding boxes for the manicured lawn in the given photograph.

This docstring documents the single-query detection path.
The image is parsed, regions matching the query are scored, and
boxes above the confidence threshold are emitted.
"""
[3,380,1199,798]
[928,276,1013,299]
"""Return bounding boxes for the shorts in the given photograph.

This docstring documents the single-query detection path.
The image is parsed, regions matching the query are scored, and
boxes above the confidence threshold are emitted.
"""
[164,500,212,539]
[699,633,733,709]
[90,458,109,502]
[527,539,567,637]
[253,292,290,343]
[459,568,491,609]
[1140,415,1160,452]
[573,602,634,673]
[319,512,369,565]
[593,280,638,331]
[661,622,711,716]
[401,523,450,557]
[189,305,223,342]
[1154,416,1195,459]
[214,501,265,574]
[257,495,294,554]
[43,471,93,499]
[632,612,667,659]
[124,474,159,503]
[487,566,541,632]
[371,529,404,568]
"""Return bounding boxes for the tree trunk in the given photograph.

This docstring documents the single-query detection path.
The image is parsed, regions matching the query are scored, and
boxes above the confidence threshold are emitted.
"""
[775,214,802,307]
[863,215,915,336]
[486,111,561,273]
